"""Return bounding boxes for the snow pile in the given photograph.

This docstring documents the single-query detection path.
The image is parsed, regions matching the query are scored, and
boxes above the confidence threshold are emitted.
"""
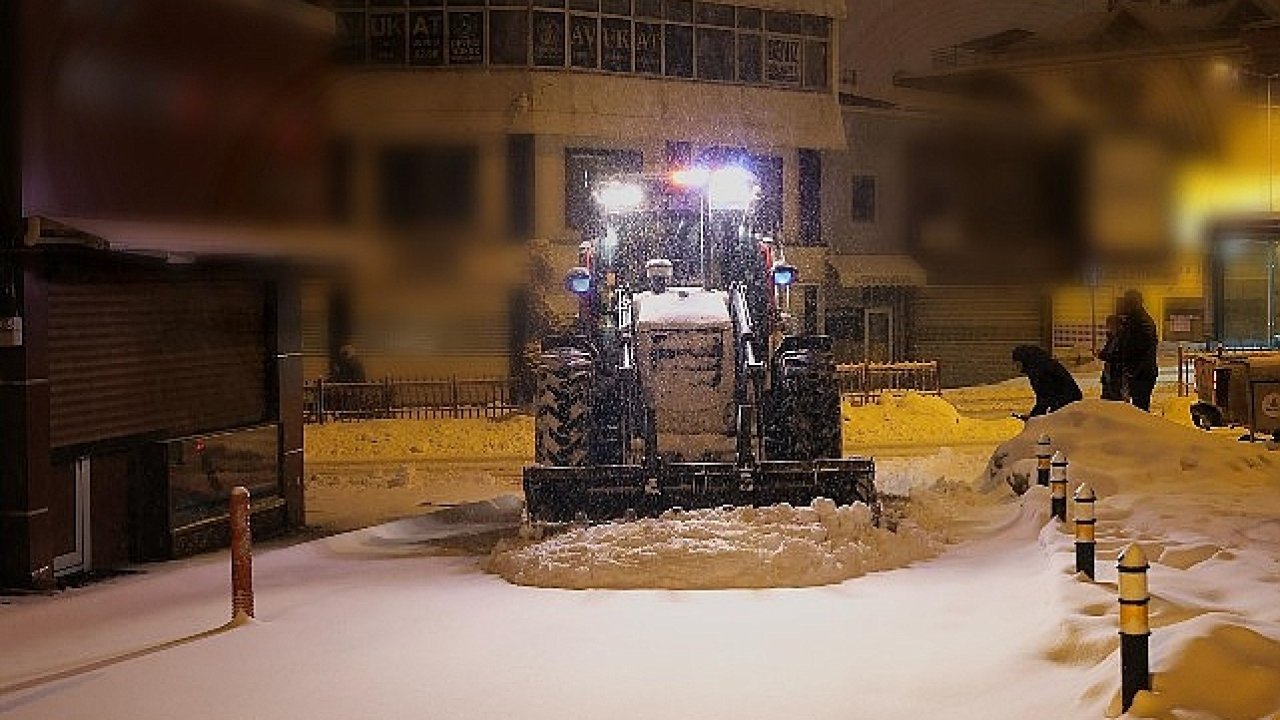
[485,493,967,590]
[983,399,1277,497]
[304,416,533,462]
[843,391,1022,449]
[988,400,1280,719]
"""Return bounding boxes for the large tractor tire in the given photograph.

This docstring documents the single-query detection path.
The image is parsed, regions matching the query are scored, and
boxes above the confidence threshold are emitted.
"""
[535,348,593,466]
[769,348,842,460]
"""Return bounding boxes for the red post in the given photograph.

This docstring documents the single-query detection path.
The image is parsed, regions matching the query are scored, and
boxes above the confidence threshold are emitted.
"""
[229,486,254,620]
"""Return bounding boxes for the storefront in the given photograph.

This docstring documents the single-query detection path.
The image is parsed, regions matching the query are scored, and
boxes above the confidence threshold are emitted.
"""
[1208,215,1280,348]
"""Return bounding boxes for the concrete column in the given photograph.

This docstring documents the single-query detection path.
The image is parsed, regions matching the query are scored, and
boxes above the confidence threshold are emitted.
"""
[0,261,55,590]
[271,276,305,528]
[0,1,54,590]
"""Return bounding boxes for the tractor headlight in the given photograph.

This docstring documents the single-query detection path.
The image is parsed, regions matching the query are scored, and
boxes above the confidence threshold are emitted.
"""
[706,166,759,210]
[593,181,646,213]
[565,266,592,295]
[771,262,798,287]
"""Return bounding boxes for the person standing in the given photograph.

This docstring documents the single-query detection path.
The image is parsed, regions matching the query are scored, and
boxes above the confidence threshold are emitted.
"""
[1116,290,1159,412]
[1011,345,1083,418]
[1097,314,1126,401]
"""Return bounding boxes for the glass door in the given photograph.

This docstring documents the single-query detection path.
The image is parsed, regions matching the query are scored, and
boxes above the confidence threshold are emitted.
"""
[864,307,894,363]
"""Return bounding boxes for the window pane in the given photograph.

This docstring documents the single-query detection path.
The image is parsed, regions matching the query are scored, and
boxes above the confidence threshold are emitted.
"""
[735,6,760,28]
[569,0,598,11]
[409,10,445,66]
[601,17,633,72]
[635,21,662,73]
[570,14,599,68]
[695,2,733,26]
[764,11,801,34]
[664,23,693,76]
[533,0,565,7]
[335,12,366,64]
[601,0,630,15]
[736,32,760,82]
[764,36,800,84]
[382,145,478,226]
[410,0,444,6]
[852,175,876,222]
[335,0,366,7]
[448,11,485,63]
[803,39,827,89]
[369,12,407,64]
[665,0,692,22]
[532,11,567,66]
[635,0,661,17]
[371,0,407,6]
[490,0,526,5]
[489,10,528,64]
[801,15,830,38]
[696,27,732,80]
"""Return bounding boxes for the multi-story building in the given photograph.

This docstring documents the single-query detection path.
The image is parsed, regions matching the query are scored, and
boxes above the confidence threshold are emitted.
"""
[896,0,1280,355]
[308,0,848,382]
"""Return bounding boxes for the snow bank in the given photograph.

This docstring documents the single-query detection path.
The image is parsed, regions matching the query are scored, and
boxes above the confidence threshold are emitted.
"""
[305,416,533,462]
[843,391,1022,449]
[485,489,981,590]
[987,400,1280,719]
[983,400,1277,497]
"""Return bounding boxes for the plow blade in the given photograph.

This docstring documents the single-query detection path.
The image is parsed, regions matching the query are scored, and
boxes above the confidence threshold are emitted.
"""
[524,458,876,524]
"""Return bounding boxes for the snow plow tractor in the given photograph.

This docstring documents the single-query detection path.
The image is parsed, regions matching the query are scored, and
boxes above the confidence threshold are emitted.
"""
[525,166,877,524]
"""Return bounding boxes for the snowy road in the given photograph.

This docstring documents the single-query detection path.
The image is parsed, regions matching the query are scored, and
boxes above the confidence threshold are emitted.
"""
[0,494,1101,720]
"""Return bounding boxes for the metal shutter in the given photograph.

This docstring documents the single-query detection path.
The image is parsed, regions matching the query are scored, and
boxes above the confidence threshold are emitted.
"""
[912,286,1047,388]
[48,280,267,448]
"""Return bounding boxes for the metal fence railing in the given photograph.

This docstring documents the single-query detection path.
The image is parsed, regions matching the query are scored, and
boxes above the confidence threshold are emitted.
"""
[836,361,942,406]
[305,377,522,423]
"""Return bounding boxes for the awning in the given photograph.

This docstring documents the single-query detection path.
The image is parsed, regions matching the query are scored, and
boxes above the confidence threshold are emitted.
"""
[34,216,372,269]
[828,254,928,287]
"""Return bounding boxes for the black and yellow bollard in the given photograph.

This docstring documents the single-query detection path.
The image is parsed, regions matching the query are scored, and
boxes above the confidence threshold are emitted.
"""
[1118,544,1151,713]
[1049,451,1068,521]
[1036,433,1052,487]
[1073,482,1096,579]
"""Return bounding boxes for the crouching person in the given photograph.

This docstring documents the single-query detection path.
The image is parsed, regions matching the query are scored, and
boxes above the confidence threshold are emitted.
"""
[1011,345,1083,420]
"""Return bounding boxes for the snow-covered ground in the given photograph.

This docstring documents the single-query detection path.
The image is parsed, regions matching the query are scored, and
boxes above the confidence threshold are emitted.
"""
[6,382,1276,719]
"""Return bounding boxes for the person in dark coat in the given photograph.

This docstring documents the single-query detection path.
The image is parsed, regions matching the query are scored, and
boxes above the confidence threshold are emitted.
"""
[1012,345,1083,418]
[331,344,366,383]
[1115,289,1159,412]
[1097,314,1126,401]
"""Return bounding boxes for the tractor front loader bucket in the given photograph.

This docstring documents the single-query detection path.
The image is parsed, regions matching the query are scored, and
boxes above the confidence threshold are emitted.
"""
[523,457,877,524]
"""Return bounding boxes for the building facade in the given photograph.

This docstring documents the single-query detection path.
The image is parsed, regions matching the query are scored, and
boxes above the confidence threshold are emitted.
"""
[1,0,330,589]
[308,0,848,381]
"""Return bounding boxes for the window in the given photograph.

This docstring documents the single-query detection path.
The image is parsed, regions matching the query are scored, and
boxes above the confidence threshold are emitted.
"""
[797,149,821,245]
[532,11,567,66]
[635,21,662,73]
[570,14,599,68]
[369,12,407,64]
[664,23,693,77]
[601,17,633,72]
[489,10,529,65]
[380,145,478,228]
[564,148,643,230]
[696,27,733,80]
[852,174,876,222]
[408,10,445,66]
[448,11,485,64]
[338,2,830,91]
